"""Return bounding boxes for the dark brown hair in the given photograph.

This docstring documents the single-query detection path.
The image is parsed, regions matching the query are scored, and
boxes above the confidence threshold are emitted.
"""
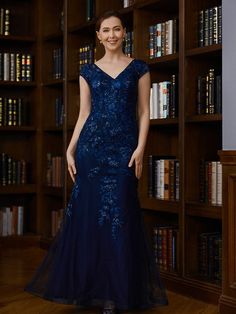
[95,10,126,31]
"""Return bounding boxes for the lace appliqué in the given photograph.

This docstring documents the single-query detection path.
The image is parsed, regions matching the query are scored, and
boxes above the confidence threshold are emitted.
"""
[98,176,123,239]
[65,177,81,217]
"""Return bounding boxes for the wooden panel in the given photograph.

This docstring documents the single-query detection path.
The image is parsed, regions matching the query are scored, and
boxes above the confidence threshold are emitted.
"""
[219,151,236,313]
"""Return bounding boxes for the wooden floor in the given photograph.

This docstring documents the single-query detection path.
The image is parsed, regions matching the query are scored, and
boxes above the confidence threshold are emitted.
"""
[0,247,219,314]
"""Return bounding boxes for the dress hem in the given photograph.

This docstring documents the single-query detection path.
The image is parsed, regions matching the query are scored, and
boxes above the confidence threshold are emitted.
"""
[24,287,169,311]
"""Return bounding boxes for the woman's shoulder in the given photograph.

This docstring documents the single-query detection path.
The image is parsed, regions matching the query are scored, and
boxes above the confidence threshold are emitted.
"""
[80,63,91,71]
[133,58,150,78]
[79,63,93,83]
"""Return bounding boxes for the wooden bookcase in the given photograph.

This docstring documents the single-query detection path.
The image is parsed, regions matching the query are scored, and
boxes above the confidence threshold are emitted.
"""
[0,0,40,237]
[1,0,231,310]
[39,0,65,238]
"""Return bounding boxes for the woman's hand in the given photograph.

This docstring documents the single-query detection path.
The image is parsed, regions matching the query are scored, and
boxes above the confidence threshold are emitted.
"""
[66,150,76,182]
[128,147,144,179]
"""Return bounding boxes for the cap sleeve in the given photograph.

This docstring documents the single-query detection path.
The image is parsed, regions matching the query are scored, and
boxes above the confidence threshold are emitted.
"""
[136,60,150,79]
[79,64,90,84]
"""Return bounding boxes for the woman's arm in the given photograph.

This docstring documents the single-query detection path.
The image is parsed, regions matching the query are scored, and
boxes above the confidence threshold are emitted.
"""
[128,71,151,179]
[66,75,91,182]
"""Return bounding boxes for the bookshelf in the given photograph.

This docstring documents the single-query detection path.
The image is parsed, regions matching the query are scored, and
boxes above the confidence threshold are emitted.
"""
[39,0,65,238]
[2,0,235,312]
[0,0,40,238]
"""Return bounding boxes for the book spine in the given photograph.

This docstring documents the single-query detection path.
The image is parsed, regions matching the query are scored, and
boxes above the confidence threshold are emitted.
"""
[218,5,222,44]
[199,10,204,47]
[17,206,24,235]
[211,161,217,205]
[0,97,2,126]
[208,8,213,46]
[10,53,15,81]
[4,9,10,36]
[149,25,154,59]
[0,8,4,35]
[205,74,209,114]
[204,9,209,46]
[3,52,10,81]
[208,68,215,114]
[0,52,3,80]
[215,75,222,114]
[213,6,218,45]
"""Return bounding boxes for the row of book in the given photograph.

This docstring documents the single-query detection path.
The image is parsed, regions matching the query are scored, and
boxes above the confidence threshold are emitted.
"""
[0,206,24,236]
[77,44,95,71]
[123,31,134,57]
[53,48,63,80]
[55,97,64,127]
[123,0,135,8]
[51,208,64,237]
[150,75,178,119]
[0,52,33,82]
[197,69,222,115]
[149,19,178,59]
[148,156,180,201]
[0,153,28,185]
[46,153,64,187]
[153,225,179,272]
[0,97,28,126]
[0,8,10,36]
[199,160,222,206]
[198,5,222,47]
[199,232,222,282]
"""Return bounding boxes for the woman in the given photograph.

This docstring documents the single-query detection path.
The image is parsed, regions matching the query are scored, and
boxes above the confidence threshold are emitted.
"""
[25,10,168,314]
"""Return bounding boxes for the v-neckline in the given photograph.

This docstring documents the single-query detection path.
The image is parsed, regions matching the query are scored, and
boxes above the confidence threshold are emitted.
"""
[93,59,135,80]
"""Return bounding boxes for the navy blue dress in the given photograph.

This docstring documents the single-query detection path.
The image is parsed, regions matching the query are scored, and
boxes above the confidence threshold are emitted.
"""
[25,59,168,311]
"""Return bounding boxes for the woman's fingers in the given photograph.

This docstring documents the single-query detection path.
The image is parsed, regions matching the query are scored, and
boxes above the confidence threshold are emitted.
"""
[68,165,75,182]
[128,155,134,167]
[135,160,143,179]
[71,163,77,175]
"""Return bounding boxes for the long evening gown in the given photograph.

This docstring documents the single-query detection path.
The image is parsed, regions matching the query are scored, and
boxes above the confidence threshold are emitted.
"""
[25,58,168,311]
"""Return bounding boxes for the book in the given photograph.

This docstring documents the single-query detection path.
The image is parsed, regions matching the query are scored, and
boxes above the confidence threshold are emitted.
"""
[198,5,222,48]
[150,76,178,119]
[149,19,178,59]
[148,156,179,201]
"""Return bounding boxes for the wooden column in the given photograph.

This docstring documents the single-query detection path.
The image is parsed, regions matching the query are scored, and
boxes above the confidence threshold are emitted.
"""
[219,151,236,313]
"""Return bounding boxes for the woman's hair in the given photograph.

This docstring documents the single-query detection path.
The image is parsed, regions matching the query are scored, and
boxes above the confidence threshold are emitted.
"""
[95,10,126,31]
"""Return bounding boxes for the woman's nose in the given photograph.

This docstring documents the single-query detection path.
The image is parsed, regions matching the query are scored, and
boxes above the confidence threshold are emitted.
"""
[109,30,115,37]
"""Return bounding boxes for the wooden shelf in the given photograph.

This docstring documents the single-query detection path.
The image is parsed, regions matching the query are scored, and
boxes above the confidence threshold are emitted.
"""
[0,234,40,249]
[68,20,96,34]
[185,201,222,220]
[140,197,179,214]
[0,34,36,42]
[147,53,179,68]
[135,0,178,11]
[186,114,222,123]
[150,118,178,126]
[0,126,36,132]
[43,32,63,42]
[0,81,36,87]
[43,126,63,132]
[186,44,222,57]
[42,79,63,86]
[164,272,221,304]
[184,274,221,288]
[0,184,37,194]
[43,186,63,197]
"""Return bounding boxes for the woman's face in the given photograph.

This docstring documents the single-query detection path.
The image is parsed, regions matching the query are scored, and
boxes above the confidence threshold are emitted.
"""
[96,16,126,52]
